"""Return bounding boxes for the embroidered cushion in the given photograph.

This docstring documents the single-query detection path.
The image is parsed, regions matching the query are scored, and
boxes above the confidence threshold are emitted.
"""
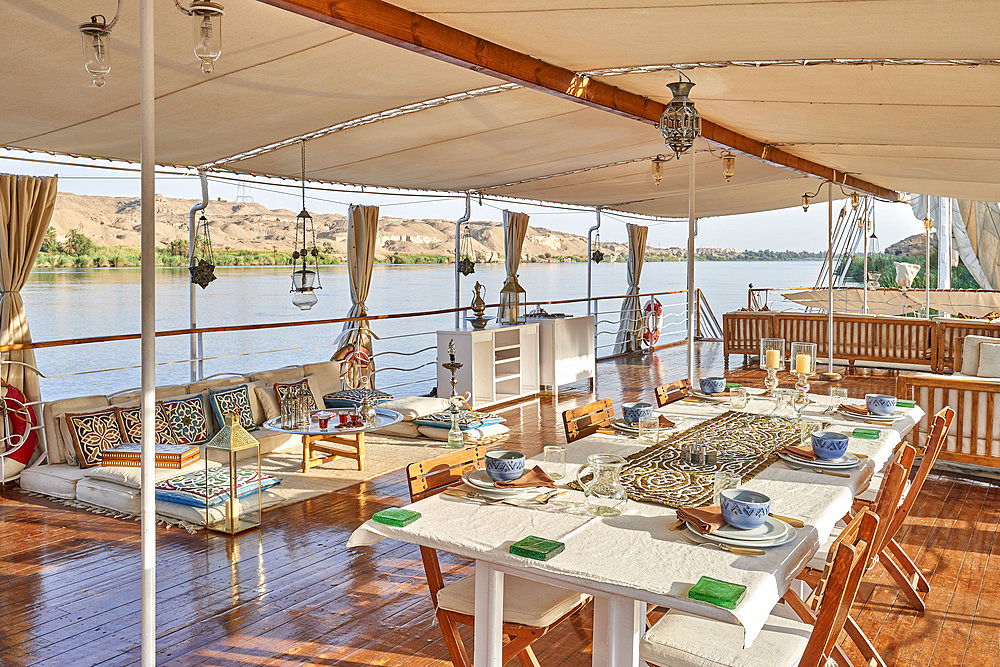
[115,403,177,445]
[273,378,318,412]
[162,394,211,446]
[323,388,394,408]
[65,408,124,468]
[413,409,506,430]
[154,466,281,507]
[208,384,256,432]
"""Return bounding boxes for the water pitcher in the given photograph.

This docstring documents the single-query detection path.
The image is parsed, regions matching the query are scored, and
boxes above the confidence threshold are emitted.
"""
[575,454,628,516]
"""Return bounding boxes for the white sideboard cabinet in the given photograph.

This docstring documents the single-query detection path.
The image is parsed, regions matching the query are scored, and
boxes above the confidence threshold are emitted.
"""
[437,323,540,408]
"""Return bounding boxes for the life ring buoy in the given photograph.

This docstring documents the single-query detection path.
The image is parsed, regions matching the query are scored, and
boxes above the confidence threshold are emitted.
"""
[2,385,37,465]
[642,297,663,347]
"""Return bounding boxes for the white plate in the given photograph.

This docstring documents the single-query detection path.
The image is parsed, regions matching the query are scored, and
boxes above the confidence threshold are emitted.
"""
[777,451,862,470]
[711,516,790,542]
[689,519,798,548]
[611,419,639,434]
[462,469,541,496]
[688,390,728,403]
[837,408,905,423]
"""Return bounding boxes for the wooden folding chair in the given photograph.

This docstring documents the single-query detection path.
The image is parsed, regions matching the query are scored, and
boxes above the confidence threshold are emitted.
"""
[654,379,690,407]
[406,447,590,667]
[561,397,614,443]
[640,510,879,667]
[853,406,954,612]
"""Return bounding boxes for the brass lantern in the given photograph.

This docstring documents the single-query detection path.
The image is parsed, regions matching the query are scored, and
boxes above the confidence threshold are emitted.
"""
[721,151,735,183]
[651,155,667,186]
[291,141,321,310]
[204,412,261,534]
[79,14,113,87]
[659,74,701,157]
[499,275,526,325]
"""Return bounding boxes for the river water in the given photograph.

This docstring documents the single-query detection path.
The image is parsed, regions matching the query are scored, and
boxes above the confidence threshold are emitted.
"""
[24,260,820,400]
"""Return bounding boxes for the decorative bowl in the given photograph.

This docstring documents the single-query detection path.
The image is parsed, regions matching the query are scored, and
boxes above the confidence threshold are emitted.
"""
[720,488,771,530]
[699,377,727,395]
[622,402,654,425]
[484,450,526,482]
[865,394,897,416]
[811,431,850,460]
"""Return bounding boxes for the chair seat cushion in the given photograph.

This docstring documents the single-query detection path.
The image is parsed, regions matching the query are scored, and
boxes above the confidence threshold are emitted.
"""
[640,607,810,667]
[436,574,589,628]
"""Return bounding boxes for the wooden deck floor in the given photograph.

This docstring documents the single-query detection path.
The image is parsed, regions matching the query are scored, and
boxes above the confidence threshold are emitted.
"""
[1,342,997,666]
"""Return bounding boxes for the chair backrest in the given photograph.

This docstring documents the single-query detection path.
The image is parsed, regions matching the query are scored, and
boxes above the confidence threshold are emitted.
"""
[800,509,879,667]
[654,379,690,408]
[562,398,614,443]
[888,406,954,536]
[406,445,488,502]
[869,442,916,558]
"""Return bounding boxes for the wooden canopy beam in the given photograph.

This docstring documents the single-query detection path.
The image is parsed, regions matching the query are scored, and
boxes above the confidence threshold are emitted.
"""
[259,0,901,202]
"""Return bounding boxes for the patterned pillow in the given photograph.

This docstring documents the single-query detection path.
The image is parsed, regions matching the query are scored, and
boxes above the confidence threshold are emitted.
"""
[413,409,506,430]
[65,408,124,468]
[115,403,177,445]
[162,395,211,446]
[273,379,317,412]
[155,467,281,507]
[208,384,256,432]
[323,388,394,408]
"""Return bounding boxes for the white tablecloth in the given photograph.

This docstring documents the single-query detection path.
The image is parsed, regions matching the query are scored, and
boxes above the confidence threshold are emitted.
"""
[348,391,922,647]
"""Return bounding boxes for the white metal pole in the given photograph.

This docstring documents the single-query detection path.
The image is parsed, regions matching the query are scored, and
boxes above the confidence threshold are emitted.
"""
[453,193,471,329]
[827,182,834,373]
[926,224,932,318]
[587,208,602,349]
[938,196,952,290]
[686,153,696,385]
[188,171,209,382]
[862,200,869,315]
[139,0,156,663]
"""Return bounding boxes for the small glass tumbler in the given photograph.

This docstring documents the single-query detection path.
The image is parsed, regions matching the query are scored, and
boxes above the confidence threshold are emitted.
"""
[338,411,350,425]
[729,387,749,410]
[829,387,848,412]
[712,471,742,505]
[542,445,566,480]
[317,416,330,429]
[638,417,659,445]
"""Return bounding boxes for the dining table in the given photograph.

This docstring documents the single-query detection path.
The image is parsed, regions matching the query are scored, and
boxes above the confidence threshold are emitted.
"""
[348,389,923,667]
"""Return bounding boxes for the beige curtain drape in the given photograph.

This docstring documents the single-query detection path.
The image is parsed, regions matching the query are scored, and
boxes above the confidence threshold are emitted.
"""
[614,224,648,354]
[342,204,378,387]
[0,174,57,405]
[497,210,530,322]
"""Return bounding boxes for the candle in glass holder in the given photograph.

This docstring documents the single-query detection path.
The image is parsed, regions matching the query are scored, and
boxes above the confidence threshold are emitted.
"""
[765,349,780,369]
[795,353,811,375]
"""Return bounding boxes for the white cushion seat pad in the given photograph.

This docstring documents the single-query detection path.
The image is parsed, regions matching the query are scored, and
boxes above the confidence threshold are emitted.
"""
[19,463,87,499]
[435,573,589,627]
[640,607,810,667]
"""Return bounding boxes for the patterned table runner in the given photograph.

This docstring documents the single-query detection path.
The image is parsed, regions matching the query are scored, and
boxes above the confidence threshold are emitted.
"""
[614,411,806,508]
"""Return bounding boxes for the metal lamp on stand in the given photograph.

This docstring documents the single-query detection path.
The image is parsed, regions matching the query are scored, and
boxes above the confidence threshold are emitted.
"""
[442,340,465,449]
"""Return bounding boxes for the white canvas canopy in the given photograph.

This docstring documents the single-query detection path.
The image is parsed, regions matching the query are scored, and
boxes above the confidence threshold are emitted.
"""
[782,287,921,317]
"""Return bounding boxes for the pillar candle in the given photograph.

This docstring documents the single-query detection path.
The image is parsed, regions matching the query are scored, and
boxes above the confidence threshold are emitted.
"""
[795,353,811,375]
[765,349,780,369]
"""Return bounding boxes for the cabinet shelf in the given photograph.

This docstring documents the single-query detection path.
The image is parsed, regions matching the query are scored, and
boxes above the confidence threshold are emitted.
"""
[495,372,521,382]
[494,343,520,353]
[495,356,520,365]
[437,324,539,409]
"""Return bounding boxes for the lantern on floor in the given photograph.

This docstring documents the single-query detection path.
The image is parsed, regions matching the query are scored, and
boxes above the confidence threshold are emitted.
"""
[175,0,225,73]
[204,412,261,534]
[499,274,527,325]
[190,213,217,289]
[291,140,321,310]
[659,73,701,157]
[458,222,476,276]
[79,14,113,87]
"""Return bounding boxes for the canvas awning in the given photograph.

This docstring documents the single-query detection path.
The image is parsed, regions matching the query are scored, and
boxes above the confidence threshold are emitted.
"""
[782,288,922,316]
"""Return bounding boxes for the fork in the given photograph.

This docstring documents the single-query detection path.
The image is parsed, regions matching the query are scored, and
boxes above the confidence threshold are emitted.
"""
[678,532,764,556]
[781,461,851,479]
[532,490,567,504]
[443,488,512,504]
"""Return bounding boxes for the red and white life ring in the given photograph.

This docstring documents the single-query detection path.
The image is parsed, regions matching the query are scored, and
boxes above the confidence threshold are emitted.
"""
[642,297,663,347]
[1,385,37,465]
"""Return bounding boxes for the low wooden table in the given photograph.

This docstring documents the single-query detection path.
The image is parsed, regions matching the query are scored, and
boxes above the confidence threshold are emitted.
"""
[262,409,403,472]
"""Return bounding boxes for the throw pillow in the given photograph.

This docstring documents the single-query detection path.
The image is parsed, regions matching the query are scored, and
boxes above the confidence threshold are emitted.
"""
[162,394,211,446]
[978,342,1000,377]
[154,466,281,507]
[378,396,450,421]
[208,384,256,432]
[417,422,510,443]
[65,408,124,468]
[116,402,177,445]
[961,335,1000,375]
[273,378,317,413]
[413,409,505,430]
[323,388,394,408]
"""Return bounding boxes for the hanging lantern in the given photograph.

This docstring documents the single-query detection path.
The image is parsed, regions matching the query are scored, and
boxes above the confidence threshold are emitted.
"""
[801,194,810,212]
[659,74,701,157]
[79,15,112,87]
[190,213,217,289]
[499,275,526,325]
[290,141,321,310]
[651,155,667,186]
[721,151,735,183]
[458,223,476,276]
[189,1,224,73]
[851,192,860,210]
[591,231,605,264]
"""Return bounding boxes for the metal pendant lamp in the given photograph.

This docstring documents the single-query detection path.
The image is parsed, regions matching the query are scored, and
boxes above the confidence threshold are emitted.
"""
[659,72,701,157]
[290,140,321,310]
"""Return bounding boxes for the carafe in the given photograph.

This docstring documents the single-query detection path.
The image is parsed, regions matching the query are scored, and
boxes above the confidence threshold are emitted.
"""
[575,454,628,516]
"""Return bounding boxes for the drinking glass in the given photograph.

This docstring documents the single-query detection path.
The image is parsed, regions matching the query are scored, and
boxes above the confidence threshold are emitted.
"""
[542,445,566,480]
[712,471,741,504]
[729,387,749,410]
[638,417,659,445]
[829,387,848,412]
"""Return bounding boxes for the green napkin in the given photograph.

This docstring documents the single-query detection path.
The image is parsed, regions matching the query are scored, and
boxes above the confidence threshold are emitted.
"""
[688,576,747,609]
[725,382,742,389]
[852,428,881,439]
[897,399,916,408]
[372,508,421,527]
[509,536,565,561]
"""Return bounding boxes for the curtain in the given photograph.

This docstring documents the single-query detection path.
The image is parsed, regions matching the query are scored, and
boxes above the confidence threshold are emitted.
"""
[497,210,530,322]
[0,174,57,406]
[614,224,648,354]
[342,204,378,388]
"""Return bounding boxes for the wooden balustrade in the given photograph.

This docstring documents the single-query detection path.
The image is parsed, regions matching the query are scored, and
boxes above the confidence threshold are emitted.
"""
[933,319,1000,372]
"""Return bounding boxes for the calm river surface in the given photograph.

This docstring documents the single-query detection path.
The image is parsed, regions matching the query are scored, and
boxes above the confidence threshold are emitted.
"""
[24,260,820,400]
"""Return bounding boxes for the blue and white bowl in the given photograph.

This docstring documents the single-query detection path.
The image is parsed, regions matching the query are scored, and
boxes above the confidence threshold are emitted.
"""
[865,394,897,416]
[720,488,771,530]
[811,431,850,460]
[699,377,727,395]
[484,450,526,482]
[622,402,654,425]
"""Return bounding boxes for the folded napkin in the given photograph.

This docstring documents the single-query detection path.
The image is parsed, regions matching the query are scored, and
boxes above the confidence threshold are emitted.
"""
[776,444,817,460]
[839,404,871,416]
[658,415,675,428]
[494,465,557,489]
[675,505,726,535]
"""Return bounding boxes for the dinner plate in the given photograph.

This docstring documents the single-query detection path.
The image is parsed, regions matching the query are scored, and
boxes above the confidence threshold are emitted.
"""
[711,516,790,542]
[462,469,542,496]
[687,390,728,403]
[688,519,798,548]
[837,408,905,423]
[610,419,640,434]
[777,451,862,470]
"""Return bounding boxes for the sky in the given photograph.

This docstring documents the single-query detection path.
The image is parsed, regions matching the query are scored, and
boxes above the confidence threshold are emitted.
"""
[1,148,927,252]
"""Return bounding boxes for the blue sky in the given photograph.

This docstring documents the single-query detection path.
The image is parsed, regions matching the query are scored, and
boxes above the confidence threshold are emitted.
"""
[1,149,925,252]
